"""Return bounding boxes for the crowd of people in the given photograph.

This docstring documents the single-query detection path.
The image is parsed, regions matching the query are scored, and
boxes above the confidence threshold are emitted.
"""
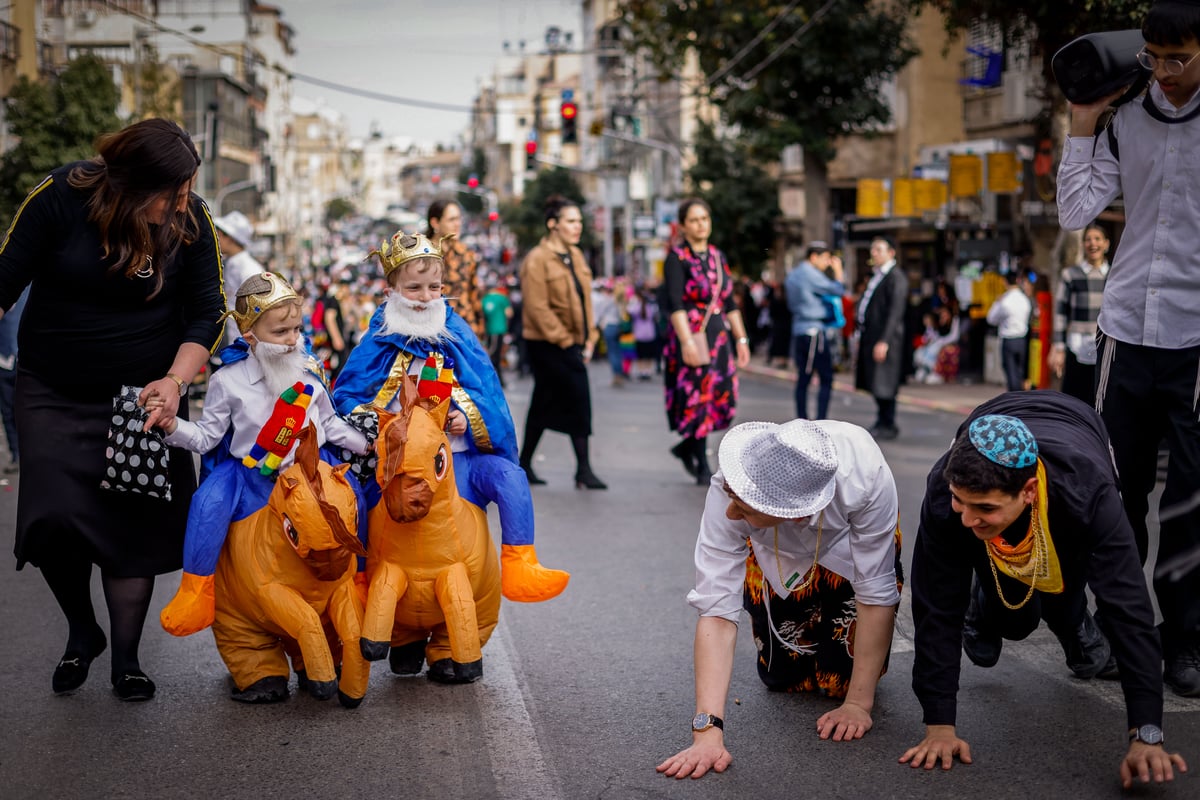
[2,1,1199,786]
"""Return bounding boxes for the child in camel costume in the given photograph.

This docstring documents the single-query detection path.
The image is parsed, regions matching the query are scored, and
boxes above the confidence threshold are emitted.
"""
[214,425,370,705]
[156,272,371,637]
[333,231,568,610]
[360,375,501,683]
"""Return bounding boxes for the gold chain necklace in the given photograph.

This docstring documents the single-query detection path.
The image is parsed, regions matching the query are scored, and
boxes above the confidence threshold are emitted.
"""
[986,504,1041,610]
[773,510,823,594]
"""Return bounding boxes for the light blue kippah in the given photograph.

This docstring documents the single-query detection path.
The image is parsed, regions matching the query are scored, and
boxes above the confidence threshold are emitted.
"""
[968,414,1038,469]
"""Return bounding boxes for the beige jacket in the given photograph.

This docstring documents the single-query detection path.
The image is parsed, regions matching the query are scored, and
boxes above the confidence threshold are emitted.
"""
[520,239,596,348]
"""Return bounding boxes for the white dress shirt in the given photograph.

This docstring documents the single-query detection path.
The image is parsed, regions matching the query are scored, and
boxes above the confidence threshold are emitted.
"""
[856,259,895,325]
[1058,82,1200,349]
[687,420,901,624]
[165,355,369,469]
[986,286,1032,339]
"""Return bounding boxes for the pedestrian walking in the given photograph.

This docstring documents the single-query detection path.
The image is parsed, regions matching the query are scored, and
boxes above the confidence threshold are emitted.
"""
[1057,0,1200,697]
[854,237,908,440]
[657,418,902,780]
[986,271,1032,392]
[784,241,843,419]
[902,393,1187,787]
[662,198,751,485]
[0,118,225,700]
[517,196,606,490]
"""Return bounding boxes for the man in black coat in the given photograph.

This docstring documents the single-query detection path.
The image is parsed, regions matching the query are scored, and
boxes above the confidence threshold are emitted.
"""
[901,391,1187,788]
[854,237,908,439]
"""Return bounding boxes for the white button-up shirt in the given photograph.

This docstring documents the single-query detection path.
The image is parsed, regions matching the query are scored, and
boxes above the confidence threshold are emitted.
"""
[165,356,369,469]
[986,286,1032,339]
[1058,82,1200,349]
[687,420,901,624]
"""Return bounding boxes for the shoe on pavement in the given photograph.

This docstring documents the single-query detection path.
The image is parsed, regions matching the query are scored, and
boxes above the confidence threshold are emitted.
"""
[1164,642,1200,697]
[112,670,156,701]
[962,581,1001,668]
[869,425,900,441]
[1054,610,1112,679]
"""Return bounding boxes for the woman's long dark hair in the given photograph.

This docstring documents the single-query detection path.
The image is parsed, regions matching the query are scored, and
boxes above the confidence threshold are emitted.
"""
[67,118,201,298]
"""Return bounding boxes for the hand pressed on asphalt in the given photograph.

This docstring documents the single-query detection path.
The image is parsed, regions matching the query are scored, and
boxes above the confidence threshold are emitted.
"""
[656,733,731,780]
[899,725,973,771]
[816,701,873,741]
[1119,742,1187,789]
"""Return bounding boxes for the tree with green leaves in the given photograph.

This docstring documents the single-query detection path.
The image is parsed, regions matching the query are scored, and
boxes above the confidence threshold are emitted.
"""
[914,1,1149,264]
[0,54,121,232]
[622,0,918,244]
[325,197,356,224]
[506,167,591,252]
[689,121,780,276]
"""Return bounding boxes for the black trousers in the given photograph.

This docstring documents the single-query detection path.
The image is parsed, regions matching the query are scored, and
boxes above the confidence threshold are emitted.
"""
[1060,350,1097,408]
[1000,336,1027,392]
[1099,339,1200,641]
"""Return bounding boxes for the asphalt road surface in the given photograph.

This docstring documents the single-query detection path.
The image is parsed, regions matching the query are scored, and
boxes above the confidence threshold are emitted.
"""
[0,364,1195,799]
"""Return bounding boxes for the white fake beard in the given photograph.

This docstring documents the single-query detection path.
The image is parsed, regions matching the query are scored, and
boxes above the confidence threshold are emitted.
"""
[380,296,455,343]
[253,341,312,398]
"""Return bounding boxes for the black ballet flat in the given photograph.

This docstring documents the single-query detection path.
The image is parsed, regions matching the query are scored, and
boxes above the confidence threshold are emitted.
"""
[112,670,156,701]
[52,631,107,695]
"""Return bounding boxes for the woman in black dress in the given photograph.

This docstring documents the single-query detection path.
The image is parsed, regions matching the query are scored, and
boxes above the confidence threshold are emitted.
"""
[662,198,751,485]
[0,119,224,700]
[518,196,606,489]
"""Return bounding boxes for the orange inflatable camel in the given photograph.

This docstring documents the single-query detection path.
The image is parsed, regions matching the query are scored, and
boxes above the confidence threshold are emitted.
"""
[360,377,501,683]
[213,425,371,707]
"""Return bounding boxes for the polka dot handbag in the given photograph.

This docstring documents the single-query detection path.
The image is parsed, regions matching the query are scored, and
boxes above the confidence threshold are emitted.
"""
[99,385,172,501]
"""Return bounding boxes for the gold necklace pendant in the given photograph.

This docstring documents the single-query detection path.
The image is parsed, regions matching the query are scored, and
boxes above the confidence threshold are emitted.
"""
[134,255,153,279]
[986,504,1041,610]
[773,511,823,594]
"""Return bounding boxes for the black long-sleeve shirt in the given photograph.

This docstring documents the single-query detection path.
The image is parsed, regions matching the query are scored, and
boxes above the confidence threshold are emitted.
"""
[0,164,224,399]
[911,391,1163,731]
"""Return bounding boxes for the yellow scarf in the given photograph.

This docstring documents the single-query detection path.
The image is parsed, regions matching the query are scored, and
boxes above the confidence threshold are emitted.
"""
[985,458,1064,609]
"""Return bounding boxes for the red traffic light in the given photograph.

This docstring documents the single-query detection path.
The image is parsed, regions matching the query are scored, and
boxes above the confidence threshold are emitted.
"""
[467,174,479,189]
[561,101,578,120]
[431,170,441,184]
[525,140,538,155]
[488,211,499,222]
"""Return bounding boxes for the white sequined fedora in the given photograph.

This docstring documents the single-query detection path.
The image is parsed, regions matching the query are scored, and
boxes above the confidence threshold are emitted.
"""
[718,420,838,518]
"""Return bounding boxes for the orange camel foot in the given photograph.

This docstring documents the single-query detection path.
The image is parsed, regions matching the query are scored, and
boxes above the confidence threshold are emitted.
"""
[160,572,215,637]
[501,544,570,603]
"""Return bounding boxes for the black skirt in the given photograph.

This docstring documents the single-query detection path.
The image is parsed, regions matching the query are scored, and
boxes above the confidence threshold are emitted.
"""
[524,338,592,436]
[14,370,196,577]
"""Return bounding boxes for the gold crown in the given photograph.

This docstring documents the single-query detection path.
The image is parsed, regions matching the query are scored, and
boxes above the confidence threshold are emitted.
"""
[224,272,301,333]
[370,231,454,277]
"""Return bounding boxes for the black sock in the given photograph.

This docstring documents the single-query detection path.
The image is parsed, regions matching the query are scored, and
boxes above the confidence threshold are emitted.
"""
[101,573,155,678]
[693,436,710,474]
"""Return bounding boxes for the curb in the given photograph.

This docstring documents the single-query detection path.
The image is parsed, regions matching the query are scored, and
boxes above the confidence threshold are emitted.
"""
[739,363,1001,419]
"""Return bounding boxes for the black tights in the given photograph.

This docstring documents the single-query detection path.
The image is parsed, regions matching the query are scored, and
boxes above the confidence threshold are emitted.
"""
[41,558,155,679]
[520,424,595,477]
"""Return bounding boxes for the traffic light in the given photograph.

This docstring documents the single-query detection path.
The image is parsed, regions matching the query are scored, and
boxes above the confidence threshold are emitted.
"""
[525,139,538,170]
[467,173,480,189]
[488,210,499,222]
[561,100,578,144]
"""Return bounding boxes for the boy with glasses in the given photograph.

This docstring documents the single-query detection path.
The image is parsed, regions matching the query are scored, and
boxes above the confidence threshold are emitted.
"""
[1058,0,1200,698]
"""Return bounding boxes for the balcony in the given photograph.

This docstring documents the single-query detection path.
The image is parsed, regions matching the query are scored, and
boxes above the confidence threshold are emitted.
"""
[961,59,1042,135]
[1,21,17,63]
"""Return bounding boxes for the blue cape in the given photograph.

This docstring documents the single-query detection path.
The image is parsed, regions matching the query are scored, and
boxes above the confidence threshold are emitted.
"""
[332,300,518,464]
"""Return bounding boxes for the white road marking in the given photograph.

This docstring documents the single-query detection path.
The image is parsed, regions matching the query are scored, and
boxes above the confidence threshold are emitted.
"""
[472,616,563,800]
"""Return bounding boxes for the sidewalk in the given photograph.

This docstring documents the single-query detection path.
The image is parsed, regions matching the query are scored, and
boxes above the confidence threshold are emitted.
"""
[739,361,1005,418]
